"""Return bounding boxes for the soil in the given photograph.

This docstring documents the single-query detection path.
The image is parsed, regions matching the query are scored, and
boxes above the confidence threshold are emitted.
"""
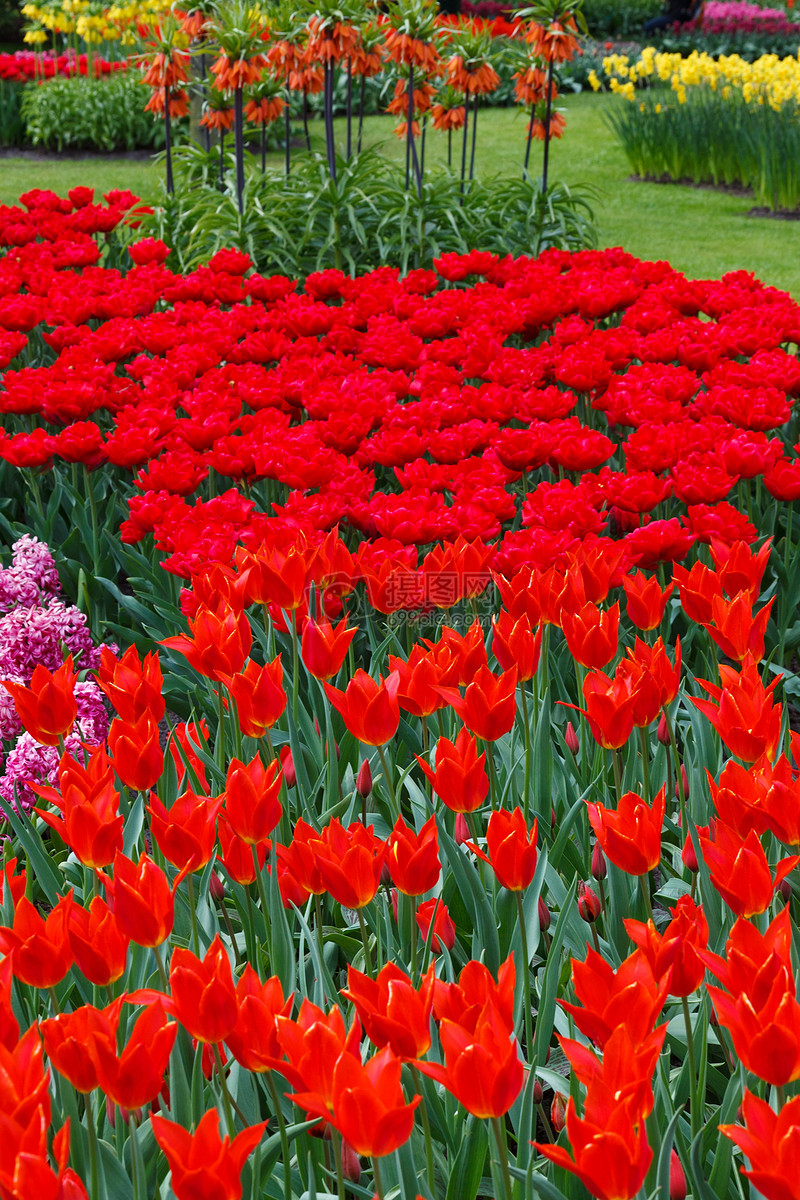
[0,145,154,160]
[747,205,800,221]
[628,171,752,197]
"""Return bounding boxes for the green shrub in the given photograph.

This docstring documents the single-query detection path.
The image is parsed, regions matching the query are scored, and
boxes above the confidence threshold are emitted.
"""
[20,70,170,152]
[134,142,597,275]
[606,87,800,209]
[0,0,21,44]
[0,77,24,145]
[582,0,660,39]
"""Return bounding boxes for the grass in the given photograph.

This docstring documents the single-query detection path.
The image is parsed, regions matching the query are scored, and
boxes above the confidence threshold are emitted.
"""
[3,91,800,295]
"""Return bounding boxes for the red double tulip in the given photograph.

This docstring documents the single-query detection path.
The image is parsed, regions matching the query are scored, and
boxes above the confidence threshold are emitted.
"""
[324,669,401,746]
[151,1109,267,1200]
[1,655,77,745]
[587,787,665,876]
[466,807,538,892]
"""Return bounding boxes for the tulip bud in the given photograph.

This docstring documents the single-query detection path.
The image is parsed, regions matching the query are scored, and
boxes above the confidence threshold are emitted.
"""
[380,862,392,887]
[779,878,792,903]
[279,745,296,788]
[550,1092,567,1132]
[341,1139,362,1183]
[682,832,699,873]
[670,1150,687,1200]
[209,872,225,900]
[538,895,551,933]
[106,1096,116,1128]
[550,805,557,829]
[577,880,601,923]
[565,721,579,756]
[356,759,372,799]
[454,812,470,845]
[675,764,689,800]
[591,840,606,881]
[533,1080,543,1104]
[657,713,670,745]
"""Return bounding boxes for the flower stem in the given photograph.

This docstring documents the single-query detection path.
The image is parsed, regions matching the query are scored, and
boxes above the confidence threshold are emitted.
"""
[377,743,398,816]
[411,1064,436,1194]
[491,1115,515,1200]
[266,1070,293,1200]
[515,891,534,1063]
[639,872,654,923]
[372,1154,386,1200]
[357,906,374,977]
[681,995,700,1138]
[213,1041,235,1135]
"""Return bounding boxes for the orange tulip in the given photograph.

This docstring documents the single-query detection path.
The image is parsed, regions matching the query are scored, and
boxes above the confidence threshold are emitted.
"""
[151,1108,267,1200]
[108,712,164,791]
[587,788,665,876]
[301,616,357,679]
[162,601,252,682]
[33,748,123,869]
[1,655,77,745]
[692,658,782,762]
[324,669,400,746]
[225,656,286,737]
[466,807,538,892]
[222,754,283,846]
[416,728,489,813]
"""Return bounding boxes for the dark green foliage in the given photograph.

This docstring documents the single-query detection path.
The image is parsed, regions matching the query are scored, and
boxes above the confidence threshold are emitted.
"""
[133,142,597,275]
[20,71,169,152]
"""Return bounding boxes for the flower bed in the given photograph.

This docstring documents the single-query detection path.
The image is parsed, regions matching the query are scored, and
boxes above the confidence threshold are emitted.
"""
[1,187,800,1199]
[595,46,800,209]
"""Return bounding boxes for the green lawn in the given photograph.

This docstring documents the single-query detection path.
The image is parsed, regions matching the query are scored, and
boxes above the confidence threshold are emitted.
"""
[4,92,800,295]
